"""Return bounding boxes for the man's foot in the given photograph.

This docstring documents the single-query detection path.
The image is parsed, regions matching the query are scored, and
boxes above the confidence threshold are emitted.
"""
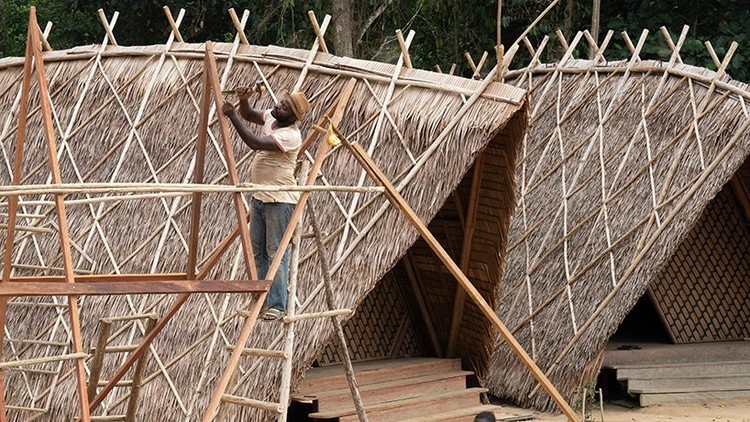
[259,308,284,321]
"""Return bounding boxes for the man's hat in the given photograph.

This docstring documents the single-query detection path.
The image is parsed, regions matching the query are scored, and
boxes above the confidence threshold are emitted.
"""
[283,91,310,120]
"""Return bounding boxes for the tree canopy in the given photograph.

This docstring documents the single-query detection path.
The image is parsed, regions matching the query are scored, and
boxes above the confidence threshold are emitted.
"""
[0,1,748,82]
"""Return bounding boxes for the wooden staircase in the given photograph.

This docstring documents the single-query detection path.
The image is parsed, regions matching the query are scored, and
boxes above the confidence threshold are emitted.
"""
[603,342,750,406]
[611,361,750,406]
[293,358,504,421]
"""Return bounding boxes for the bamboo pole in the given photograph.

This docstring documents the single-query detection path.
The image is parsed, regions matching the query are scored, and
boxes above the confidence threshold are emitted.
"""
[308,205,368,421]
[331,123,578,421]
[97,9,118,46]
[87,320,112,399]
[308,11,329,53]
[396,30,413,69]
[163,6,184,43]
[228,9,249,45]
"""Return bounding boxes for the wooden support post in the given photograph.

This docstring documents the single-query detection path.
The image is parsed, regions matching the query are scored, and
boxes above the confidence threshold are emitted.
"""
[402,252,443,357]
[308,205,368,421]
[205,42,257,280]
[446,152,485,357]
[0,17,36,419]
[24,7,91,420]
[186,63,212,279]
[330,123,579,422]
[125,316,157,422]
[87,320,112,399]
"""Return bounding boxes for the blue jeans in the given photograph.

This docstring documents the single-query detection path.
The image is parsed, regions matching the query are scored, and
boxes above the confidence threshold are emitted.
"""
[250,198,294,311]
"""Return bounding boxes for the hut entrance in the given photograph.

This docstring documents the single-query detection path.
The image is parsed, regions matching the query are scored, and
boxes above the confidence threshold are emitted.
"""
[601,159,750,406]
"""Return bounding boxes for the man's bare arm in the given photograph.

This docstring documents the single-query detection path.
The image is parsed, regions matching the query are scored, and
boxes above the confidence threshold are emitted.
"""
[236,86,264,124]
[223,101,280,151]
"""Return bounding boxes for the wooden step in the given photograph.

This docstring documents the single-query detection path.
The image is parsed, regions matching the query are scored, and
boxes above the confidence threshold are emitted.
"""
[298,358,462,393]
[297,370,472,409]
[310,387,486,421]
[628,376,750,394]
[639,389,750,406]
[616,361,750,380]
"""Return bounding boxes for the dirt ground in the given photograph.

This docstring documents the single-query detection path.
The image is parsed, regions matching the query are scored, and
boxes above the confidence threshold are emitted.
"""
[498,397,750,421]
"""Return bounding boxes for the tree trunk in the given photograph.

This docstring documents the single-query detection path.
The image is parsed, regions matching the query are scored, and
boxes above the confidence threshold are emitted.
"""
[332,0,355,57]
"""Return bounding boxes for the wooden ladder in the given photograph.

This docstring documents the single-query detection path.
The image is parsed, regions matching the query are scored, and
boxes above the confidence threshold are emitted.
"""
[202,79,367,422]
[86,314,158,421]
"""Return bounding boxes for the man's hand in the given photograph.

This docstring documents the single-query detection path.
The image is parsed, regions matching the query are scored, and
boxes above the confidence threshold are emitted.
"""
[222,100,237,118]
[236,85,254,100]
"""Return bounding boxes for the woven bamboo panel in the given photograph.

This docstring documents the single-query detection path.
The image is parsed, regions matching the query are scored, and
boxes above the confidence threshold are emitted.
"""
[318,271,424,365]
[650,183,750,343]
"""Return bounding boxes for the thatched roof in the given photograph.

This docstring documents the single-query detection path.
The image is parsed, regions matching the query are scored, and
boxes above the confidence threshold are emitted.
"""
[487,32,750,411]
[0,35,527,420]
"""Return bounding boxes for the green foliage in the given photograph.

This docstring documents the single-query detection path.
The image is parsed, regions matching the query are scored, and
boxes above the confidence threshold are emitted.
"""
[1,0,748,82]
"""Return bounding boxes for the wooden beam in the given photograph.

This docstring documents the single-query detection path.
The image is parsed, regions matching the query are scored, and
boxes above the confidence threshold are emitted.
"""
[402,252,443,357]
[333,125,579,421]
[0,11,37,420]
[447,152,484,357]
[731,176,750,224]
[7,273,187,283]
[205,42,257,280]
[29,7,90,420]
[0,280,271,296]
[187,63,212,279]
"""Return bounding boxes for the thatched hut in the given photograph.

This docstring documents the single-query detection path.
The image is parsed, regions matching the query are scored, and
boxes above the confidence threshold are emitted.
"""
[0,29,528,420]
[488,40,750,410]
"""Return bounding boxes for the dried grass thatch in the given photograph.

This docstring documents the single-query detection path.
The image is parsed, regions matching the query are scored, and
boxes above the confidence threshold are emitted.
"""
[487,31,750,411]
[0,34,527,420]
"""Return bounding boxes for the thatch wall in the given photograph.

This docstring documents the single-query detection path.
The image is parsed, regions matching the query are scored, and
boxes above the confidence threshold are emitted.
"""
[0,39,526,420]
[488,57,750,410]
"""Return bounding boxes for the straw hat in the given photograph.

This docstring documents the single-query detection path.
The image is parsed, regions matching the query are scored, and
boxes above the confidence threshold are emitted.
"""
[283,91,310,120]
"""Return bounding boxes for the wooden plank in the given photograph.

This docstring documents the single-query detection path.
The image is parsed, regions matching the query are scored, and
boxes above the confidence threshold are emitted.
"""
[7,273,188,283]
[186,66,212,280]
[0,280,271,296]
[335,130,579,422]
[205,42,257,280]
[447,153,484,357]
[28,8,90,420]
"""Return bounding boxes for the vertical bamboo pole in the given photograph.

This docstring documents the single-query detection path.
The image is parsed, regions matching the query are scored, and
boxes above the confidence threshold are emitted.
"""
[27,7,90,421]
[308,206,368,421]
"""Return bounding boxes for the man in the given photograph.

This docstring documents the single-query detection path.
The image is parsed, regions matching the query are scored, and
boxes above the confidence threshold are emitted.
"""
[222,87,310,321]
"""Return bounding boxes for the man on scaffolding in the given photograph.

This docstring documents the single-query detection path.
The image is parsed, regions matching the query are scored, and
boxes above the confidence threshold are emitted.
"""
[222,84,310,321]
